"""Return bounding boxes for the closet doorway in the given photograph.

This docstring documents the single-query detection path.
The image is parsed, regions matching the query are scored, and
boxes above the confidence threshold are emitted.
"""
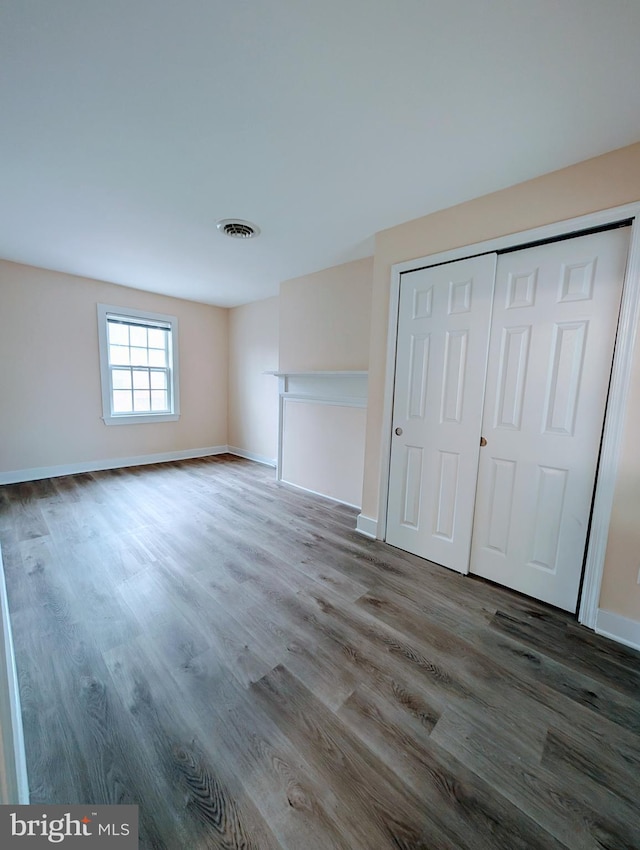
[385,225,630,611]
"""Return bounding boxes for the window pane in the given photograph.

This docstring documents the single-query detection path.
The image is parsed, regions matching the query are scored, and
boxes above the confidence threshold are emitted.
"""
[151,390,168,411]
[150,371,167,389]
[109,344,130,366]
[148,348,166,367]
[108,323,129,345]
[132,369,150,389]
[148,328,167,349]
[113,390,133,413]
[133,390,151,411]
[129,325,147,347]
[130,347,148,366]
[112,369,132,390]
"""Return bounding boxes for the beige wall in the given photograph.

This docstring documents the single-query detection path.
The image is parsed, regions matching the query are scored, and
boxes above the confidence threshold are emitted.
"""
[276,257,373,505]
[0,260,228,475]
[228,296,279,463]
[279,256,373,371]
[362,141,640,621]
[599,343,640,621]
[281,401,366,507]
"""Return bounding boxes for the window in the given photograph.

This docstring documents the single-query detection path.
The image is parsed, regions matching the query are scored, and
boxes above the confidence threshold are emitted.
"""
[97,304,180,424]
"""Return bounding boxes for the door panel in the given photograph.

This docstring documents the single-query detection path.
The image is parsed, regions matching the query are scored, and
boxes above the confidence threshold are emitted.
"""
[401,445,423,528]
[494,325,530,429]
[441,329,469,423]
[469,228,630,610]
[482,457,516,554]
[386,254,496,571]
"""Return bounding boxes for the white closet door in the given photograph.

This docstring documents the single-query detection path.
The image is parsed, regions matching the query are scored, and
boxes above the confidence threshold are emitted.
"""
[470,227,629,610]
[386,254,496,572]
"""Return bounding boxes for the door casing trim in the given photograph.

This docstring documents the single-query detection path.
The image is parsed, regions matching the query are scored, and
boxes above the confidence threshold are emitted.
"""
[377,201,640,628]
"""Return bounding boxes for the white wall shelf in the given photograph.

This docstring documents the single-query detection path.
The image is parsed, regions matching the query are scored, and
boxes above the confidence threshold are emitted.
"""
[266,371,368,408]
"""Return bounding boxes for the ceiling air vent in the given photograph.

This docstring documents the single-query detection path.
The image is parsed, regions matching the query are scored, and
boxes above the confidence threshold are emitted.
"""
[216,219,261,239]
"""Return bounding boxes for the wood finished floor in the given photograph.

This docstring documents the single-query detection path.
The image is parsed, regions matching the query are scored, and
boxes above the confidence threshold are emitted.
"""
[1,455,639,850]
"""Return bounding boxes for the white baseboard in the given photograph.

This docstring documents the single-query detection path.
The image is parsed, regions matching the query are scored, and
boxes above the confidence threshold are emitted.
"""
[0,446,229,485]
[356,513,378,539]
[227,447,277,467]
[0,545,29,804]
[279,478,361,510]
[595,608,640,652]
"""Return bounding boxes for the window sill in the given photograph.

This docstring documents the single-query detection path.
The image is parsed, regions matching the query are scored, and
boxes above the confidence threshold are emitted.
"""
[102,413,180,426]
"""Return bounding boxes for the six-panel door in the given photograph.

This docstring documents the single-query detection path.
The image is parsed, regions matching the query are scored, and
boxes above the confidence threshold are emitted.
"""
[469,227,629,610]
[385,254,497,571]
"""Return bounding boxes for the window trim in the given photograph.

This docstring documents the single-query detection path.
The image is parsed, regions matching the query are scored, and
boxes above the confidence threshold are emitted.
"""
[97,303,180,425]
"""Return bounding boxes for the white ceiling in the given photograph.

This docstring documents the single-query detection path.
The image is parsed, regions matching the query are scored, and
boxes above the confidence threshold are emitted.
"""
[1,1,640,307]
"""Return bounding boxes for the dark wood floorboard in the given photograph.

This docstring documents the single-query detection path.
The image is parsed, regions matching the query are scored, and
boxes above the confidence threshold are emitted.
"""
[1,454,639,849]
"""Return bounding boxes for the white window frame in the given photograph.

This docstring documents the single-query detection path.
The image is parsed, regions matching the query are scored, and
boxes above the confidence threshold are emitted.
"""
[97,303,180,425]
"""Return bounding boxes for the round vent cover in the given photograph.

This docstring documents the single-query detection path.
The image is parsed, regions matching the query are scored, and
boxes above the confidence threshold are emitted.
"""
[216,219,261,239]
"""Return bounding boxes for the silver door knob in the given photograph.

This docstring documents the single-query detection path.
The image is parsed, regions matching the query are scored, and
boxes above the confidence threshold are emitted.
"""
[395,427,403,436]
[480,436,487,447]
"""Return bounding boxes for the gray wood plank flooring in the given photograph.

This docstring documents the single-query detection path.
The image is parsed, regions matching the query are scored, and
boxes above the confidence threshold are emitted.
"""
[1,455,639,849]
